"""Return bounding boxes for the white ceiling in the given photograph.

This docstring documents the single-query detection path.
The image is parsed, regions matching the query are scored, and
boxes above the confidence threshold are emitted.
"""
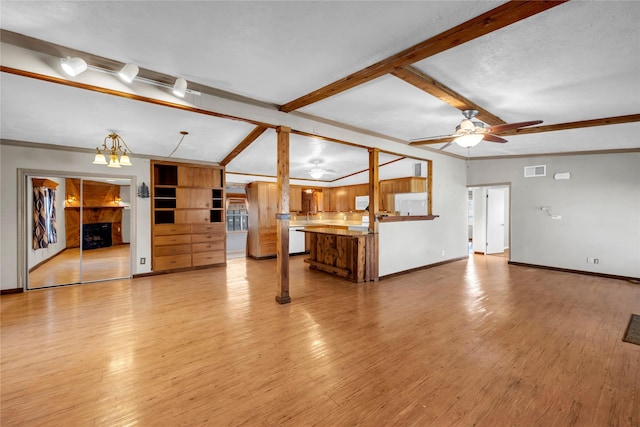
[1,1,639,182]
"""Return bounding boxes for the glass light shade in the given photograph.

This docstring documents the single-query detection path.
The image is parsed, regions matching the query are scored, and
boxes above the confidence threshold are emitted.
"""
[118,63,139,83]
[172,77,187,97]
[119,153,132,166]
[107,154,121,168]
[454,134,484,148]
[309,168,324,179]
[60,57,87,77]
[93,151,108,165]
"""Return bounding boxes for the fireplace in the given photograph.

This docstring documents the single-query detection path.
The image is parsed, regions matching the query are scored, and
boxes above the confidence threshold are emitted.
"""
[82,223,112,250]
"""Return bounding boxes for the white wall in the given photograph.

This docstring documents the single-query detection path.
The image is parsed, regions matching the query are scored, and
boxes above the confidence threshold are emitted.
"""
[1,143,152,290]
[379,155,467,276]
[468,152,640,278]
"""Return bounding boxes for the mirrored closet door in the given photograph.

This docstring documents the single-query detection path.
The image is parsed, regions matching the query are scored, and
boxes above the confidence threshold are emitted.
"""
[27,175,132,289]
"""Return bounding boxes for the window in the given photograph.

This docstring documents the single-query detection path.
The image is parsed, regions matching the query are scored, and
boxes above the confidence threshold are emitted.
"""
[226,200,248,232]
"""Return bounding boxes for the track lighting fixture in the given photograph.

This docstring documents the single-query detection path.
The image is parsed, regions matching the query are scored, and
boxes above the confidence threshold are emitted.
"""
[172,77,187,97]
[59,57,196,97]
[118,63,139,83]
[60,57,87,77]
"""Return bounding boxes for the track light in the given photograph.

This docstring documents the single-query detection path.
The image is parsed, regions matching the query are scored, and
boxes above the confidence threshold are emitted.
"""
[60,57,87,77]
[118,63,139,83]
[172,77,187,97]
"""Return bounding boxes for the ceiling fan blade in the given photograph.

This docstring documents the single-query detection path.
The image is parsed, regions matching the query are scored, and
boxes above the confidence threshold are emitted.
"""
[483,133,508,143]
[439,141,454,151]
[409,136,455,146]
[409,134,453,142]
[488,120,542,133]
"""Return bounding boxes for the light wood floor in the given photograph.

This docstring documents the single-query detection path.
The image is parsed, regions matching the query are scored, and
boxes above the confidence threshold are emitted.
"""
[2,255,639,426]
[28,244,131,289]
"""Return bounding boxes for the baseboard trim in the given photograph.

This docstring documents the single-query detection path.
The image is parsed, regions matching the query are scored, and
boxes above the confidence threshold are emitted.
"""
[508,261,640,283]
[1,288,24,295]
[380,256,468,280]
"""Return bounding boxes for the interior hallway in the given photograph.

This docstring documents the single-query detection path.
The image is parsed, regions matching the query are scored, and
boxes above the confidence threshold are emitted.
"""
[2,255,638,425]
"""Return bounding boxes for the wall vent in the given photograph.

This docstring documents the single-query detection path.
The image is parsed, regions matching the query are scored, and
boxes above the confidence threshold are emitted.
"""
[524,165,546,178]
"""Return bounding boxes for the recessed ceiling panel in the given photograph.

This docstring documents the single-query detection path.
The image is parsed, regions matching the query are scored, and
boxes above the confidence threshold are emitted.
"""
[0,73,256,162]
[0,1,502,105]
[413,1,640,125]
[298,75,463,141]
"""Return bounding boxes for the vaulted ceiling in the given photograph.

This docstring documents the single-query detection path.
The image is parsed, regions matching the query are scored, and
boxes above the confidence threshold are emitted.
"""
[1,1,639,183]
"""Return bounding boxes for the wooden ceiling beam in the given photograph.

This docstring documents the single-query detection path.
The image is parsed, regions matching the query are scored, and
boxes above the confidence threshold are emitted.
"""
[220,125,268,166]
[409,114,640,146]
[279,1,567,113]
[390,66,506,126]
[491,114,640,137]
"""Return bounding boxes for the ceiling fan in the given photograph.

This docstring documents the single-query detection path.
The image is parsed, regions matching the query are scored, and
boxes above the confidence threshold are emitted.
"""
[412,109,543,150]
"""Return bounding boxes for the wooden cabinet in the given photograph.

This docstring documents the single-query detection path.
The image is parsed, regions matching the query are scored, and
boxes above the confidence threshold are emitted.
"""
[247,181,301,258]
[379,177,427,212]
[290,185,302,212]
[151,161,226,272]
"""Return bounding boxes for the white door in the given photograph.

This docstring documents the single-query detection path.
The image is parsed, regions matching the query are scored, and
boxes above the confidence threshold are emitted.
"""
[486,188,505,254]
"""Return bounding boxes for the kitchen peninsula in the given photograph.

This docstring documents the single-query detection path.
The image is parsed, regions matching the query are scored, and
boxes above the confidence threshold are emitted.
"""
[299,227,376,283]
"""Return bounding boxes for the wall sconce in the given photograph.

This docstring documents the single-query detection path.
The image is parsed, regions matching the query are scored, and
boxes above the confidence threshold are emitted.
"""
[114,196,122,205]
[67,195,77,204]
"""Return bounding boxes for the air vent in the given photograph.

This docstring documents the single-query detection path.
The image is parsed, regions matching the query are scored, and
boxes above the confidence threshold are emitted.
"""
[524,165,546,178]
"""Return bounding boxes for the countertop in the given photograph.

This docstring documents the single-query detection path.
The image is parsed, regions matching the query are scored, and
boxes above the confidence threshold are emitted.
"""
[297,227,371,237]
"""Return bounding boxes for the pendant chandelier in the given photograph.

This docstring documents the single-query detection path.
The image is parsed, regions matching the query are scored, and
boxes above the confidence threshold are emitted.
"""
[92,132,132,168]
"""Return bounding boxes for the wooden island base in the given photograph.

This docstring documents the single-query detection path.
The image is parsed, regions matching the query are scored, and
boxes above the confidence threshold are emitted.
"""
[300,228,376,283]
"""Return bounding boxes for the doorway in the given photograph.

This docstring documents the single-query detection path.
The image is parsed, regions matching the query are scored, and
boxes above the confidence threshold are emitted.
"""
[25,173,133,289]
[467,185,510,257]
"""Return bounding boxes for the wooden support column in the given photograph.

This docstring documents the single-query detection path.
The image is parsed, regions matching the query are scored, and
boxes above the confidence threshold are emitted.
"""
[275,126,292,304]
[368,148,379,281]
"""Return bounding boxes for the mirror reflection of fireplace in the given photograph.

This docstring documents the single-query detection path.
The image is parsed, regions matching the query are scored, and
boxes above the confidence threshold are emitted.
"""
[82,223,112,250]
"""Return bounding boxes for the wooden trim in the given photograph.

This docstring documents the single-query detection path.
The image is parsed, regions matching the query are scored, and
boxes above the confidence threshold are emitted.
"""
[508,261,640,283]
[378,214,439,222]
[279,1,567,112]
[390,66,505,126]
[1,288,24,295]
[220,125,268,166]
[380,256,468,280]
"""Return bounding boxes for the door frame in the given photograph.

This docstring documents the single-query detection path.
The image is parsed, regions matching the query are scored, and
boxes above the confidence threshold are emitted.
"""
[467,182,511,260]
[17,168,137,290]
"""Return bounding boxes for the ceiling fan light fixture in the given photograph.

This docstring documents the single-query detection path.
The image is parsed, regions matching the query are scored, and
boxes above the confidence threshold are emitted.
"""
[118,63,139,83]
[454,133,484,148]
[309,168,324,179]
[60,57,87,77]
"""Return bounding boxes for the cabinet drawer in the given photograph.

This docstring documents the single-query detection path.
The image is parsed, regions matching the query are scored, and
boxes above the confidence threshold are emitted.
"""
[175,210,211,224]
[155,234,192,246]
[191,223,224,234]
[259,232,277,243]
[192,241,224,253]
[154,244,191,257]
[154,224,191,236]
[260,242,277,256]
[192,251,225,266]
[154,254,191,270]
[191,233,225,244]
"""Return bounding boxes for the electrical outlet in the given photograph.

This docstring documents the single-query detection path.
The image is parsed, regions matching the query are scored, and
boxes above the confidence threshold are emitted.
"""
[441,249,445,256]
[140,257,146,265]
[594,258,599,264]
